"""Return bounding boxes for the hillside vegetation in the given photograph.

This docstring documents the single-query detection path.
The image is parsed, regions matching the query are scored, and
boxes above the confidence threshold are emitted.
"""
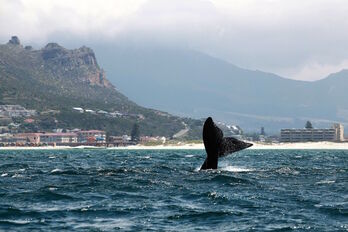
[0,37,203,138]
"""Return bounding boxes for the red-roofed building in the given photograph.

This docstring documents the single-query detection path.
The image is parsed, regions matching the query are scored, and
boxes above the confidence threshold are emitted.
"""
[24,118,35,123]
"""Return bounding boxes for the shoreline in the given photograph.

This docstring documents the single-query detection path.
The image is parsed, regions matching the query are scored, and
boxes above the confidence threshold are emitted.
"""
[250,141,348,150]
[1,142,348,150]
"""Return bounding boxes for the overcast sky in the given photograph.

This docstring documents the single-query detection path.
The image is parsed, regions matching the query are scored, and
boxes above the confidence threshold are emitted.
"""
[1,0,348,81]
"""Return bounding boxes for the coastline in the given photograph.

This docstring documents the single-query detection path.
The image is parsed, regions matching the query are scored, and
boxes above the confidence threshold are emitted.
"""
[109,141,348,150]
[1,141,348,150]
[250,141,348,150]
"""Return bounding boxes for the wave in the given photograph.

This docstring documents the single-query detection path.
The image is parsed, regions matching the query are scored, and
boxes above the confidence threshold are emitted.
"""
[167,210,239,220]
[315,203,348,216]
[210,175,251,184]
[73,218,132,230]
[220,166,254,173]
[50,168,63,173]
[11,174,24,178]
[315,180,336,185]
[49,169,79,175]
[0,219,32,225]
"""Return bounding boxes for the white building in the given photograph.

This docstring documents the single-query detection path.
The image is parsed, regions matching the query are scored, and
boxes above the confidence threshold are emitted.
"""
[280,124,344,142]
[73,107,84,113]
[333,123,344,142]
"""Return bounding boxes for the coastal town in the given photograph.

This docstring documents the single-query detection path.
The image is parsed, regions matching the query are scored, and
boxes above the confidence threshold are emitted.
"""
[0,104,346,147]
[0,104,168,147]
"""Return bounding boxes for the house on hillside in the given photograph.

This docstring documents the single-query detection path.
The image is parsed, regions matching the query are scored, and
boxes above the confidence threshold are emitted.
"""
[0,105,36,118]
[73,107,84,113]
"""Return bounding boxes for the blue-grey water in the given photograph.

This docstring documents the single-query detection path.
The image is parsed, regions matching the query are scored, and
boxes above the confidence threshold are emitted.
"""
[0,149,347,231]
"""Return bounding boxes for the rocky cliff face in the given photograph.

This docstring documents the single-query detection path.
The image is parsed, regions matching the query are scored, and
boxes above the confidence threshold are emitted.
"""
[41,43,112,88]
[4,36,112,88]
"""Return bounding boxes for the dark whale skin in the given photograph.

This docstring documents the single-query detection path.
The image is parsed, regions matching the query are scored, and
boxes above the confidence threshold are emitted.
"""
[200,117,253,170]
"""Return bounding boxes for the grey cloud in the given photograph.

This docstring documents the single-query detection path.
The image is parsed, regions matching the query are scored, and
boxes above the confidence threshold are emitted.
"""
[1,0,348,80]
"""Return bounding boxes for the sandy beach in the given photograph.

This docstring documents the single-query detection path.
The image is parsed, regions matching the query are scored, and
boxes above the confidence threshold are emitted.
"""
[250,141,348,150]
[1,141,348,150]
[108,143,205,150]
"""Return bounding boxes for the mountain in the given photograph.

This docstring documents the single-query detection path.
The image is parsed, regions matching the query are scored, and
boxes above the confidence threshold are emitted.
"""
[95,45,348,133]
[0,36,202,138]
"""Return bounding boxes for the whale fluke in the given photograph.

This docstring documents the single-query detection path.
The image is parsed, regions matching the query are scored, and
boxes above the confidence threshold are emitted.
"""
[200,117,253,170]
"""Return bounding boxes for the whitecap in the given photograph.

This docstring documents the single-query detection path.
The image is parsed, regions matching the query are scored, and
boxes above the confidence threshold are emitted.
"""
[185,154,194,158]
[11,174,23,178]
[74,218,132,230]
[276,167,299,175]
[208,191,217,197]
[221,166,254,172]
[194,165,253,173]
[51,168,63,173]
[0,219,31,225]
[316,180,335,185]
[1,173,8,177]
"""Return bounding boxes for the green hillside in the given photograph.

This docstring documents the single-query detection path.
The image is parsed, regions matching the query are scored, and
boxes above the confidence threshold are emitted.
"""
[0,36,203,138]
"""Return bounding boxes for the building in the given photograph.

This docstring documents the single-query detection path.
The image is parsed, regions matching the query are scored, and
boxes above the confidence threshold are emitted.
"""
[77,130,106,143]
[333,123,344,142]
[0,133,40,145]
[0,105,36,118]
[85,109,96,114]
[73,107,84,113]
[40,133,78,144]
[108,135,132,146]
[0,130,107,146]
[280,123,344,142]
[16,133,41,144]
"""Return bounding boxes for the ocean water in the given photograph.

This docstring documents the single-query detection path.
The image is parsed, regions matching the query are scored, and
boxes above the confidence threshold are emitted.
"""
[0,149,347,231]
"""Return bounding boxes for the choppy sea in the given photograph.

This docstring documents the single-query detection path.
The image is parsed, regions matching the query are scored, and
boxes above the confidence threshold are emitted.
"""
[0,149,347,231]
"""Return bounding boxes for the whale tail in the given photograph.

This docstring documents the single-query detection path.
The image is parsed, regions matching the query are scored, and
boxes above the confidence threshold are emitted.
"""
[200,117,252,170]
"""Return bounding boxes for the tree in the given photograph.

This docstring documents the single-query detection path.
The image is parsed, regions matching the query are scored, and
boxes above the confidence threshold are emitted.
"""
[305,121,313,129]
[131,123,140,142]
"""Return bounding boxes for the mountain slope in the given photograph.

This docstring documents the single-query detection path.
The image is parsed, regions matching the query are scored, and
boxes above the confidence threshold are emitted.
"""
[0,37,202,138]
[95,45,348,132]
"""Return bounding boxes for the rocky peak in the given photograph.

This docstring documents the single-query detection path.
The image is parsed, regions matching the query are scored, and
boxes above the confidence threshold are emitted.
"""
[44,43,65,50]
[42,43,67,60]
[40,42,112,88]
[24,46,33,51]
[79,46,94,53]
[7,36,21,45]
